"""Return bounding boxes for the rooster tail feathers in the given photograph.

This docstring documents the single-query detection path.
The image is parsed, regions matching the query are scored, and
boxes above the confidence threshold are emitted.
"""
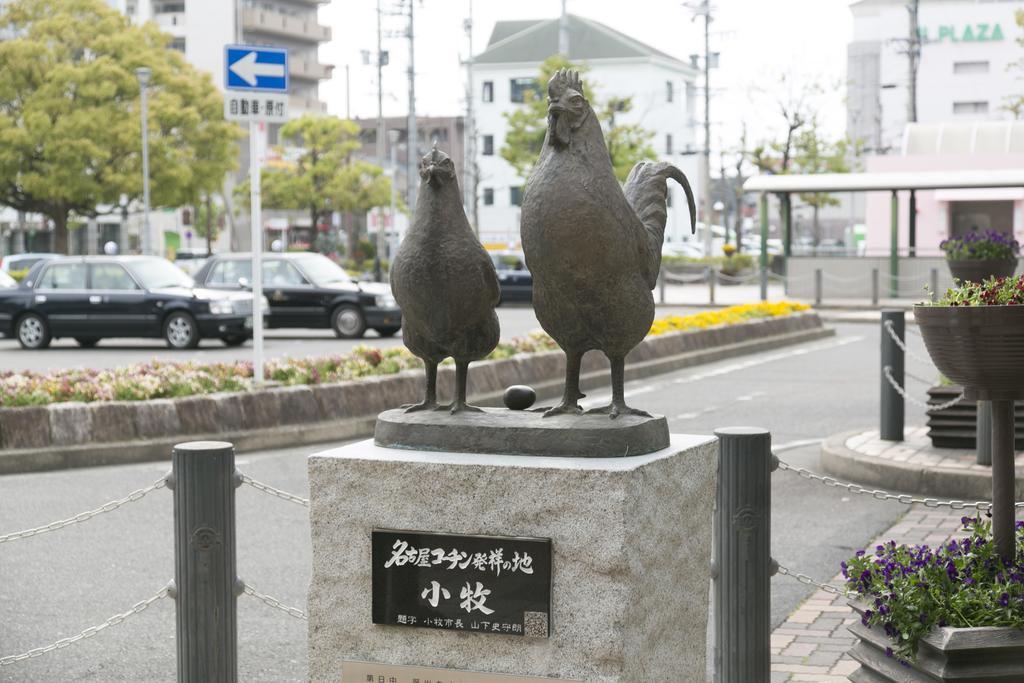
[623,161,697,290]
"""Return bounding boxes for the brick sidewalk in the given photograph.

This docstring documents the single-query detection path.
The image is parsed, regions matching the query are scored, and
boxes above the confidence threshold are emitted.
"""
[770,505,1024,681]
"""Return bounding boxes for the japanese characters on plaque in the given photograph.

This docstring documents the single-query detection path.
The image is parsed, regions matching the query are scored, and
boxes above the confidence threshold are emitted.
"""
[371,530,552,638]
[222,94,289,124]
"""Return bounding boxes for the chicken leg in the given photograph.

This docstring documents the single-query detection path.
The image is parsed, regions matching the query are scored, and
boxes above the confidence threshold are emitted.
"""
[403,360,438,412]
[543,350,584,417]
[585,356,652,419]
[448,359,482,414]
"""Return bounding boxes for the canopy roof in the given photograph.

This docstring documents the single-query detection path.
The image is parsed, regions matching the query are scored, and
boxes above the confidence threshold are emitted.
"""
[743,169,1024,194]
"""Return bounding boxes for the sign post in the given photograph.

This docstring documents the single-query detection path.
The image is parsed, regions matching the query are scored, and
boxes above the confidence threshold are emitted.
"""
[223,45,289,384]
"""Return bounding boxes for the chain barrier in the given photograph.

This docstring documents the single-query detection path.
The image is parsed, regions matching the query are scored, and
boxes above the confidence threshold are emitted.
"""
[775,457,1024,509]
[239,473,310,508]
[243,583,308,621]
[775,564,857,599]
[903,368,939,386]
[883,319,934,366]
[716,271,761,284]
[0,475,168,544]
[883,366,963,411]
[821,271,869,284]
[661,271,710,284]
[0,584,172,666]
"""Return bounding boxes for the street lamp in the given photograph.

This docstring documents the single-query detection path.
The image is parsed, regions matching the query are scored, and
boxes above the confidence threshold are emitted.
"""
[136,67,152,256]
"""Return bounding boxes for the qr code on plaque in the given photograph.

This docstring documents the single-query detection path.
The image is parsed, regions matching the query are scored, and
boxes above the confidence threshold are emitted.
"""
[523,611,549,638]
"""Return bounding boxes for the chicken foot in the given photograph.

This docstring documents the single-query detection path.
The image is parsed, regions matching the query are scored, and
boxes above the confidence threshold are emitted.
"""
[585,355,652,419]
[402,360,438,412]
[542,350,585,417]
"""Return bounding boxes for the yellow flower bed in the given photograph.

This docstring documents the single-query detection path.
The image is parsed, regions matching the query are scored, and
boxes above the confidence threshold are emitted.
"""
[649,301,810,336]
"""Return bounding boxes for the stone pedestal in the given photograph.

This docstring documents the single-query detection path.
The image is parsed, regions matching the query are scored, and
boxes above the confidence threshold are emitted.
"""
[307,434,717,683]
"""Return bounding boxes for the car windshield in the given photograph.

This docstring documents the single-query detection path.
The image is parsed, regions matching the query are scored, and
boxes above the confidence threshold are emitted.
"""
[295,254,353,286]
[127,258,195,289]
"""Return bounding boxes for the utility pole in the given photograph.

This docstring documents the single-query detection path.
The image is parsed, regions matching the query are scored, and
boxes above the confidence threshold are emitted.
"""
[558,0,569,55]
[464,0,479,235]
[906,0,919,123]
[406,0,417,215]
[374,0,386,282]
[700,1,713,257]
[345,64,351,119]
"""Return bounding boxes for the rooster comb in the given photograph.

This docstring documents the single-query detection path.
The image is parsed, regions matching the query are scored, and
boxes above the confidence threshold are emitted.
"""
[547,69,584,99]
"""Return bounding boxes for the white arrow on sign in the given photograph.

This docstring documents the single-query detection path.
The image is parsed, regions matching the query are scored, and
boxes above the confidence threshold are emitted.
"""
[229,51,286,86]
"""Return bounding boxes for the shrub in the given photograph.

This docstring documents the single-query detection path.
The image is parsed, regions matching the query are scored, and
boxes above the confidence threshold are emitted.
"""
[940,230,1019,261]
[932,274,1024,306]
[8,268,29,282]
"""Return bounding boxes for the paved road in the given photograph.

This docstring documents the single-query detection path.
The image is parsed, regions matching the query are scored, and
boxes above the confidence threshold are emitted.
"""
[0,306,544,372]
[0,321,942,682]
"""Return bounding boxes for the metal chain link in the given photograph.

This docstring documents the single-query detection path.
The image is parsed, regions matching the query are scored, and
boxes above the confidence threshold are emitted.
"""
[243,583,308,620]
[883,319,935,365]
[661,271,711,284]
[0,475,168,544]
[776,564,857,598]
[0,584,171,666]
[883,366,963,410]
[776,457,1024,509]
[239,474,309,507]
[903,368,939,386]
[821,271,869,284]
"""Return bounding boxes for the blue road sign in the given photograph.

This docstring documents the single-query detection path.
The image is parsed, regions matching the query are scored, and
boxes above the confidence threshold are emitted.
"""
[225,45,288,93]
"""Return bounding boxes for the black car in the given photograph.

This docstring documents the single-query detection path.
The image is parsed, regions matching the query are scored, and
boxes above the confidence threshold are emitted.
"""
[490,251,533,304]
[0,256,260,349]
[193,252,402,338]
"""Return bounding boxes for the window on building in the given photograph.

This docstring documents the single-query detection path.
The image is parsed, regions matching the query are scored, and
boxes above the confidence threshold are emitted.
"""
[510,186,523,206]
[666,81,674,103]
[170,37,186,52]
[953,61,989,75]
[483,188,494,206]
[360,129,376,145]
[510,77,539,103]
[482,135,494,156]
[665,134,673,155]
[429,128,449,143]
[482,81,494,103]
[953,101,989,115]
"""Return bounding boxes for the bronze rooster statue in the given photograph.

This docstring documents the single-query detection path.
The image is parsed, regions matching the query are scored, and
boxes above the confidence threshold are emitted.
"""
[521,69,696,418]
[390,145,501,413]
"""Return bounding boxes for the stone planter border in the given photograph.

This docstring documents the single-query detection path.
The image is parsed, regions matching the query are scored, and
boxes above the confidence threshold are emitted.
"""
[0,312,831,474]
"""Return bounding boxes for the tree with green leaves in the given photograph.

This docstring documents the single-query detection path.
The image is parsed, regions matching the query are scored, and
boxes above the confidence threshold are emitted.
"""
[500,55,656,182]
[791,119,851,243]
[236,114,396,257]
[0,0,240,254]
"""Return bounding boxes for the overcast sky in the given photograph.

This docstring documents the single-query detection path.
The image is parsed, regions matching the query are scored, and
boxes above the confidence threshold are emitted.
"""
[320,0,857,154]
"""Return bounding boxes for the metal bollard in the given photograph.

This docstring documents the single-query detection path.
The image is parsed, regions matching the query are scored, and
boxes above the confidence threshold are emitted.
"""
[930,268,939,303]
[814,268,823,306]
[880,310,905,442]
[871,268,880,306]
[713,427,772,683]
[976,401,992,466]
[658,269,666,305]
[171,441,240,683]
[707,266,716,305]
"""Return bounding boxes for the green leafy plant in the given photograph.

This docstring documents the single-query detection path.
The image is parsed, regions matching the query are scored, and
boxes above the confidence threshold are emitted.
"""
[940,231,1019,261]
[7,268,28,282]
[931,274,1024,306]
[844,517,1024,662]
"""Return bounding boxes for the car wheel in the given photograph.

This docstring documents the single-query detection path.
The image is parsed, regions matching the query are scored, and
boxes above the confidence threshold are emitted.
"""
[374,327,400,338]
[16,313,51,349]
[331,304,366,339]
[75,337,100,348]
[221,335,247,347]
[163,311,200,349]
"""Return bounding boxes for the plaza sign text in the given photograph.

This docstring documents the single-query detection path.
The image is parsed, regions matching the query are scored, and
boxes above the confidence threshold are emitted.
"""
[919,23,1005,43]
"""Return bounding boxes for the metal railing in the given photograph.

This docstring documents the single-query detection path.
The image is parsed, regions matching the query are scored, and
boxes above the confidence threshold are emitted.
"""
[1,441,310,677]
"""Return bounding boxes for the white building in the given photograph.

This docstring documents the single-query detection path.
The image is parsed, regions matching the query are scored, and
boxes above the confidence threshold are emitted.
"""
[848,0,1022,153]
[470,14,700,248]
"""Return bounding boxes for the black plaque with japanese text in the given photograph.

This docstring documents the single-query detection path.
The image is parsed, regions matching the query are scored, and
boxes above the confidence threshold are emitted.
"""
[371,529,552,638]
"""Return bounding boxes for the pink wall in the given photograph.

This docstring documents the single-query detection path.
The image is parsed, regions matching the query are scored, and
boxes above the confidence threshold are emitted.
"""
[864,154,1024,256]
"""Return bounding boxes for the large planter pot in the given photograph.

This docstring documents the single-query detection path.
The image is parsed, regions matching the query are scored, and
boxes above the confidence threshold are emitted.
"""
[947,258,1018,284]
[847,601,1024,682]
[915,305,1024,401]
[926,385,1024,449]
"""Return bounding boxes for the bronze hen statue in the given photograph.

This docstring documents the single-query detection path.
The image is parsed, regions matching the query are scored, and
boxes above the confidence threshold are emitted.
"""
[521,69,696,418]
[390,146,501,413]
